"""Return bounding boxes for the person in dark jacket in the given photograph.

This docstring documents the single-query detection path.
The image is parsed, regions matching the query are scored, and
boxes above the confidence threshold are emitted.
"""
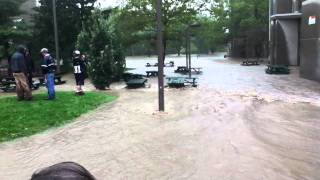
[31,162,96,180]
[10,45,32,101]
[73,50,86,95]
[24,48,35,88]
[40,48,56,100]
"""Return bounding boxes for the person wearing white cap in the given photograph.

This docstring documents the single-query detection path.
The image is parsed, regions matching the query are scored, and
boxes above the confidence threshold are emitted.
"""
[40,48,56,100]
[72,50,86,95]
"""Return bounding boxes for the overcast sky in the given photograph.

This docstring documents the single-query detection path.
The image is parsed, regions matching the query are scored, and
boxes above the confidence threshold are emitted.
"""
[96,0,121,8]
[36,0,121,8]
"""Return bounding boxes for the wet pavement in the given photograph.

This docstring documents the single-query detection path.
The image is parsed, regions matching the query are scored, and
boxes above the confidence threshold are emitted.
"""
[0,54,320,179]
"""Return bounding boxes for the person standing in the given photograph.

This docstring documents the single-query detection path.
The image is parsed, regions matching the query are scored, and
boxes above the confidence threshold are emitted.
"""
[24,48,35,89]
[40,48,56,100]
[73,50,86,95]
[10,45,32,101]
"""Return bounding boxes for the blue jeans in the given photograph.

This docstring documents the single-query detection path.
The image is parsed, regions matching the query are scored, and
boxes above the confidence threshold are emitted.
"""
[46,73,55,99]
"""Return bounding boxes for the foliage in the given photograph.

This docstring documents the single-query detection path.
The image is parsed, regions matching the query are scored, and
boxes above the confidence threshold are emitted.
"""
[76,10,126,89]
[0,0,26,26]
[116,0,210,58]
[0,92,116,142]
[0,0,32,59]
[32,0,96,60]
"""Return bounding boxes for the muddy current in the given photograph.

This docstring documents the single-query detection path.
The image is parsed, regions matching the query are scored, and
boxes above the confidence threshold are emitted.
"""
[0,54,320,179]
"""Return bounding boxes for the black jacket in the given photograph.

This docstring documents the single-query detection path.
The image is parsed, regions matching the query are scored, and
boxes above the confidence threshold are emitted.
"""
[73,57,86,75]
[41,54,56,74]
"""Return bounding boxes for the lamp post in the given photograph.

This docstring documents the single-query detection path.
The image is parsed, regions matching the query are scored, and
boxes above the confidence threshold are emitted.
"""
[185,24,201,78]
[156,0,165,111]
[52,0,60,72]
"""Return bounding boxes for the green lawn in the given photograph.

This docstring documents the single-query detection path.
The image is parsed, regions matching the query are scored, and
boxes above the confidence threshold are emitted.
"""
[0,91,116,142]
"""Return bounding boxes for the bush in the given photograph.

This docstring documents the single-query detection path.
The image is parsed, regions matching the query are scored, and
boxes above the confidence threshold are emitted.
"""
[76,10,125,89]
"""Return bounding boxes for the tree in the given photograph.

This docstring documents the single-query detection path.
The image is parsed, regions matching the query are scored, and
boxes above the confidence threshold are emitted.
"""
[0,0,31,60]
[33,0,96,60]
[0,0,25,25]
[76,10,125,89]
[117,0,210,60]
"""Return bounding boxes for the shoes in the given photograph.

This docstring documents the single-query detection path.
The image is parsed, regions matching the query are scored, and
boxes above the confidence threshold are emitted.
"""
[44,98,55,101]
[75,91,85,96]
[25,97,33,101]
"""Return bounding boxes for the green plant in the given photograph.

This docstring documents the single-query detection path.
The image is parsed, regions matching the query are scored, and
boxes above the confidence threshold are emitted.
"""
[77,10,125,89]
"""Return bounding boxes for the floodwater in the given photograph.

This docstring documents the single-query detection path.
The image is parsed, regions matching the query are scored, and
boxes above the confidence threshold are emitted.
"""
[0,54,320,179]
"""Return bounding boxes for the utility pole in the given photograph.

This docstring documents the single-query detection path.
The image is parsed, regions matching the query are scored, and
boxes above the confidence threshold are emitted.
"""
[156,0,165,111]
[52,0,60,72]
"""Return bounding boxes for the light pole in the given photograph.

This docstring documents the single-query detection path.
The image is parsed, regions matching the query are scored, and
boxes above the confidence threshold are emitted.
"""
[185,24,201,78]
[156,0,165,111]
[52,0,60,72]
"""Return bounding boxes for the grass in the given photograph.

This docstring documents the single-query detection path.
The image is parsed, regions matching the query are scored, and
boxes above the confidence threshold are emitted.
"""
[0,91,117,142]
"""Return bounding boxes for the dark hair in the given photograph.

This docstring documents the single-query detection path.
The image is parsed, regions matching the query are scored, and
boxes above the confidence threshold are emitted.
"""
[16,45,26,53]
[31,162,96,180]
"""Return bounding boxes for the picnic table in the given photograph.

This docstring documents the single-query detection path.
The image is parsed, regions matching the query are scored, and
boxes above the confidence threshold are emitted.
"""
[174,66,203,74]
[166,76,198,88]
[242,59,259,66]
[190,67,203,74]
[126,78,148,88]
[38,75,66,85]
[165,61,175,67]
[174,66,189,74]
[125,73,148,88]
[0,77,40,92]
[146,63,158,67]
[265,65,290,74]
[146,71,158,77]
[146,61,174,67]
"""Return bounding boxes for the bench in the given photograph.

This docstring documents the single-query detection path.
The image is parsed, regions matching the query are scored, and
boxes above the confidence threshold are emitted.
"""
[265,65,290,75]
[146,71,158,77]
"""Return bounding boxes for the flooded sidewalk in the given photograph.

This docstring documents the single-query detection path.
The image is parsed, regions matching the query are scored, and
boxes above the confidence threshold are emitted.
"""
[0,55,320,179]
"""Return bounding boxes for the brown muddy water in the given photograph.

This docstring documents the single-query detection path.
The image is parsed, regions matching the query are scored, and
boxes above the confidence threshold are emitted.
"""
[0,54,320,179]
